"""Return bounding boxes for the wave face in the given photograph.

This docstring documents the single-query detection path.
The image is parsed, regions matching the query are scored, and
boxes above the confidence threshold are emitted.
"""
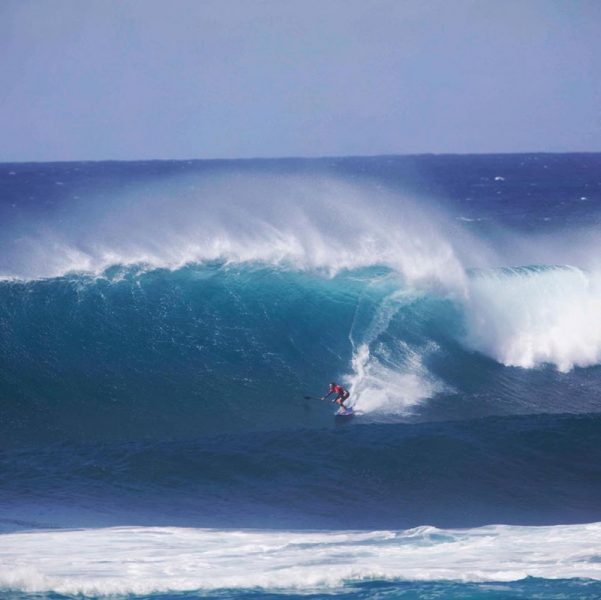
[2,263,601,445]
[2,155,601,598]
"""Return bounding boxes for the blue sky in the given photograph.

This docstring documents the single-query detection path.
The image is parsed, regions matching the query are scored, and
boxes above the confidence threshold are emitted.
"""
[1,0,600,161]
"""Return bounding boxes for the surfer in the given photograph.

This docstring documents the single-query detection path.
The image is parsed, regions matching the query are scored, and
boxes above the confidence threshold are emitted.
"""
[322,382,350,409]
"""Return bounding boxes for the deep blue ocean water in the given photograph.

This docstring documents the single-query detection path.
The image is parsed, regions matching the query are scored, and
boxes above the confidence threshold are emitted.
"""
[1,154,601,598]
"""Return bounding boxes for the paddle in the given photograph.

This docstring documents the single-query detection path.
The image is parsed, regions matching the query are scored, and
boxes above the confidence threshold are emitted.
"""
[304,395,338,404]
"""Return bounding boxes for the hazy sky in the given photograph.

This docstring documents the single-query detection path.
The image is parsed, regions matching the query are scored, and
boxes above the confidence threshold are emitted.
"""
[1,0,600,161]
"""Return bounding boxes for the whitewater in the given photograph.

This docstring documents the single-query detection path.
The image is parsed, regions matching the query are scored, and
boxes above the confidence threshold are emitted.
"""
[2,524,600,596]
[1,153,601,599]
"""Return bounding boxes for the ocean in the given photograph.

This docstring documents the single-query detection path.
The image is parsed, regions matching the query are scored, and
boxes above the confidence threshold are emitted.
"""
[1,154,600,599]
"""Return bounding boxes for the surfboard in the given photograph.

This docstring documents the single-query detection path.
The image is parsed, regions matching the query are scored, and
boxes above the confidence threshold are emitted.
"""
[335,406,354,417]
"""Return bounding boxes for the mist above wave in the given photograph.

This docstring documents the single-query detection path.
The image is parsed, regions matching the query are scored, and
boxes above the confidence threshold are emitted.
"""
[0,173,471,295]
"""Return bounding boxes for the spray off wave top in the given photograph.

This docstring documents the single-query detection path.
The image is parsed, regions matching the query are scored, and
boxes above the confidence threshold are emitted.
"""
[0,172,471,293]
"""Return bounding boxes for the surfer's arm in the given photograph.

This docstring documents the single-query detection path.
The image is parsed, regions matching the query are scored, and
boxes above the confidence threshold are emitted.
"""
[322,391,333,400]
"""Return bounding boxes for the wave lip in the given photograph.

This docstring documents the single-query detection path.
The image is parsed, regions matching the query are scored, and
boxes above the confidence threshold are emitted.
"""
[1,523,600,595]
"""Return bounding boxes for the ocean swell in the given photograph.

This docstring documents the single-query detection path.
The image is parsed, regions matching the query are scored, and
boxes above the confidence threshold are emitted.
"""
[2,413,601,532]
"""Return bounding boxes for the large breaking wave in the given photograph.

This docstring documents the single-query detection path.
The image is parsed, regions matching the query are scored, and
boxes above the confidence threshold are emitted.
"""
[2,167,601,445]
[2,262,601,446]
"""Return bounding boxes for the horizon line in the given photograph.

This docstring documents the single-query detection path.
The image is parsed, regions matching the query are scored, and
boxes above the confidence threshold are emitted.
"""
[2,149,601,166]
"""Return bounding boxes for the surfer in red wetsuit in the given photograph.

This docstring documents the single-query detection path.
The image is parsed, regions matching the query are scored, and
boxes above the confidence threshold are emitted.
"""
[322,382,350,409]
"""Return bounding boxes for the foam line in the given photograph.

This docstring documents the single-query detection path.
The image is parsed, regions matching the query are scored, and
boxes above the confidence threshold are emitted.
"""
[1,523,600,595]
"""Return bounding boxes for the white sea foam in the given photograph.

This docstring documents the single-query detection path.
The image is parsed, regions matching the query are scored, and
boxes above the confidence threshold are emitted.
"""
[464,266,601,372]
[346,287,447,415]
[347,342,444,415]
[1,523,599,595]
